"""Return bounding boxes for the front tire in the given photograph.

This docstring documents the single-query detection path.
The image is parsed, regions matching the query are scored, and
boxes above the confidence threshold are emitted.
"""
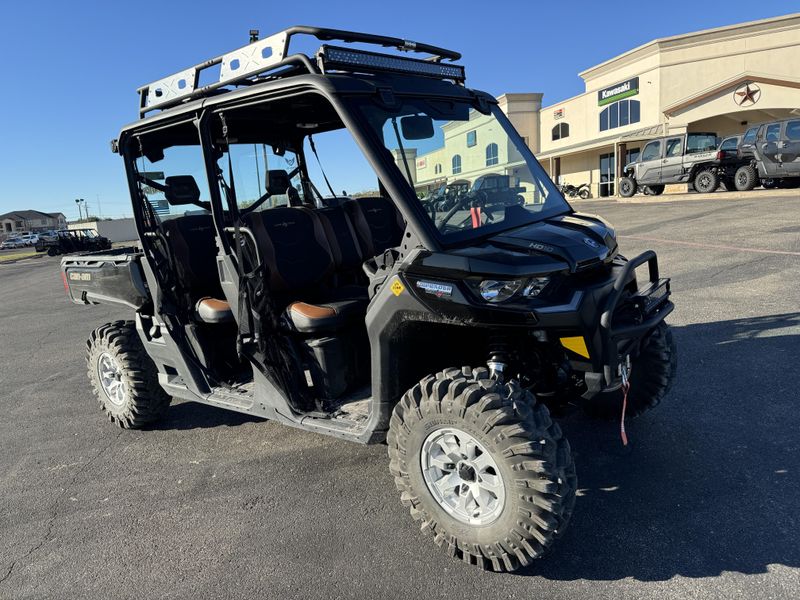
[694,169,718,194]
[388,367,576,572]
[619,177,637,198]
[734,165,758,191]
[584,322,677,419]
[87,320,170,428]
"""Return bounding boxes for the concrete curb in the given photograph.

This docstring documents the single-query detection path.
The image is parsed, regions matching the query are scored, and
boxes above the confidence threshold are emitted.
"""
[572,188,799,204]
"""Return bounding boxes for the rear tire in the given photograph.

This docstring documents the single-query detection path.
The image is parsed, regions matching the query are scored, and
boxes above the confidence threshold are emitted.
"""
[87,320,170,428]
[388,366,576,572]
[584,322,677,420]
[47,247,59,256]
[619,177,637,198]
[578,188,591,199]
[693,169,718,194]
[734,165,758,191]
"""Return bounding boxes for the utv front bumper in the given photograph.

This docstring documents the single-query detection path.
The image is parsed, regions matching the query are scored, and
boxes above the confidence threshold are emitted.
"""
[595,250,673,390]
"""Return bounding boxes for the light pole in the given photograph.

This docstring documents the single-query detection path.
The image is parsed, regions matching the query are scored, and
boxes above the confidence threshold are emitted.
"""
[75,198,85,221]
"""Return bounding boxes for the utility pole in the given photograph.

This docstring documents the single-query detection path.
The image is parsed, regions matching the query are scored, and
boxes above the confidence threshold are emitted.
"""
[75,198,82,221]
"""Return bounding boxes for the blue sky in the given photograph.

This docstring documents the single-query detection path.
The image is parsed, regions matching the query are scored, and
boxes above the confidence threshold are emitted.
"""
[0,1,790,219]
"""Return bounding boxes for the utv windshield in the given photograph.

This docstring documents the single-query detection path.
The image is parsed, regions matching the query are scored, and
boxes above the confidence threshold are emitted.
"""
[356,98,569,241]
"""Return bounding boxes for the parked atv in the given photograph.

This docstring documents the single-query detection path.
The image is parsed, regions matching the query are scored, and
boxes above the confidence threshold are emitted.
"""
[60,26,676,572]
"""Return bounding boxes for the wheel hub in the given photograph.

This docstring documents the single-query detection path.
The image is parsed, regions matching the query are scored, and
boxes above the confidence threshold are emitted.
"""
[420,427,505,525]
[97,352,126,406]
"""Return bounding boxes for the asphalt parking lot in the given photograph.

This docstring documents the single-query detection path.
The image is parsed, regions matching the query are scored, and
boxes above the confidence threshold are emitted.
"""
[1,194,799,599]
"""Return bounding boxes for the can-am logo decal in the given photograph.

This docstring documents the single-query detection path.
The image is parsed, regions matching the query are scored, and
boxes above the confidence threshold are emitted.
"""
[583,237,600,249]
[416,280,453,298]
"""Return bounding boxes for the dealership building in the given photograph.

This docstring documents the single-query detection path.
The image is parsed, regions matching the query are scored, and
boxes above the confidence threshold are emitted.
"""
[408,13,800,198]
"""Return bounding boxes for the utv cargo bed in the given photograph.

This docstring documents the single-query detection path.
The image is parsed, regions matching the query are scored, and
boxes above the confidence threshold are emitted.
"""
[60,248,149,309]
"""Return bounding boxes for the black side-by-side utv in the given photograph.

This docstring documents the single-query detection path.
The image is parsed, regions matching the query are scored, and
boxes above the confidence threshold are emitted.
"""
[61,26,676,572]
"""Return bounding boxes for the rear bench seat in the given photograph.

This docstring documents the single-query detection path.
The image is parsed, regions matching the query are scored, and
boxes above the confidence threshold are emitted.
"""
[244,197,404,333]
[161,214,233,324]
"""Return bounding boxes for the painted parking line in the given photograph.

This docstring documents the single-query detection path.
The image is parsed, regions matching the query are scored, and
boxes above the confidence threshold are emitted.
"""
[622,235,800,257]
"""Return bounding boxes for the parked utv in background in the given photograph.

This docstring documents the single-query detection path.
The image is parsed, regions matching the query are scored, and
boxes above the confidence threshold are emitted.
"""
[60,26,676,572]
[38,228,111,256]
[619,132,719,197]
[735,119,800,190]
[470,173,526,206]
[423,179,470,211]
[711,135,747,190]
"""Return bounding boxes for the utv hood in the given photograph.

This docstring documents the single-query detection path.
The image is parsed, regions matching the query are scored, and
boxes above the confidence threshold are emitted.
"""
[490,213,617,271]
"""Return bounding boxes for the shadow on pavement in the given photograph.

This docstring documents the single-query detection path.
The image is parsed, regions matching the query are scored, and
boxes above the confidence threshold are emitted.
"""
[525,312,800,581]
[148,401,262,430]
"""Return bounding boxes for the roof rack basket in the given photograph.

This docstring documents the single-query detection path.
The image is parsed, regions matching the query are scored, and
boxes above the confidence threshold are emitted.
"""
[137,26,463,118]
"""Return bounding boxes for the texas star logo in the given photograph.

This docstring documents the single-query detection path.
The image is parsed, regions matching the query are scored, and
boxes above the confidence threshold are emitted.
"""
[734,83,761,107]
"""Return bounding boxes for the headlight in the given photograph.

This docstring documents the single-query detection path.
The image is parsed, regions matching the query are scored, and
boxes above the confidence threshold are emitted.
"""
[478,279,525,303]
[476,277,550,303]
[522,277,550,297]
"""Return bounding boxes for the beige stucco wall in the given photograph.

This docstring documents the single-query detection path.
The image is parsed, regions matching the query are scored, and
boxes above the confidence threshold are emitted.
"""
[539,65,661,156]
[536,13,800,195]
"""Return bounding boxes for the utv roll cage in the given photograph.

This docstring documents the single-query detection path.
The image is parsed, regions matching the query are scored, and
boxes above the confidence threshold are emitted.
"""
[137,26,465,118]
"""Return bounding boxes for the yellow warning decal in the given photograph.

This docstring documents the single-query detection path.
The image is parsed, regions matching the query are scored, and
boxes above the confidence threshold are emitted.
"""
[560,336,590,359]
[390,279,405,296]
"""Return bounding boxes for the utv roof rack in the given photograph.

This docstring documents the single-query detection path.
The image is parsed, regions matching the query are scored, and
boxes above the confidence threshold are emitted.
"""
[137,25,465,118]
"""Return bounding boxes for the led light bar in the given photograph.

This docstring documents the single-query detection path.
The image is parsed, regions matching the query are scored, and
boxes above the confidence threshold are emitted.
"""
[319,45,466,82]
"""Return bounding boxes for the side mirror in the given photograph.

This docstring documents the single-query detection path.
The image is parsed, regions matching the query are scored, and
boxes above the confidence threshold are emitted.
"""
[401,115,434,140]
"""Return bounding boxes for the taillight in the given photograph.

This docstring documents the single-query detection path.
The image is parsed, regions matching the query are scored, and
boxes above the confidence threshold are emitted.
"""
[60,272,69,295]
[716,150,723,160]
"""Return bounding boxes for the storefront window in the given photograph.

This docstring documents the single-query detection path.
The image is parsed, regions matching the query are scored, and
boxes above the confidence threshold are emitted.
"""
[600,99,640,132]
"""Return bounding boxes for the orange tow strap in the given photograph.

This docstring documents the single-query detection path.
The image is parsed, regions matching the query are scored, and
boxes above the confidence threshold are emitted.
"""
[620,379,630,446]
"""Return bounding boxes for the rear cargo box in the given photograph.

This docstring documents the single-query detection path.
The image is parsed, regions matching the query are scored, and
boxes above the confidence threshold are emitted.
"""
[60,248,149,309]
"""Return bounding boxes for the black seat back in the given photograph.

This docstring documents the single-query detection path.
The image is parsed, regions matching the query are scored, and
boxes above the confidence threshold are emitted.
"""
[344,197,405,257]
[244,207,335,299]
[161,214,221,299]
[317,206,364,273]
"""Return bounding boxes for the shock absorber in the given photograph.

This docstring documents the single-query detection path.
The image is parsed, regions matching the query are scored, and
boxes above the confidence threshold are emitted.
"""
[487,333,509,382]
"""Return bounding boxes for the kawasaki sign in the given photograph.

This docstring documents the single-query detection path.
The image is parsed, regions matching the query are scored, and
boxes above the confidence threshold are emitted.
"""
[598,77,639,106]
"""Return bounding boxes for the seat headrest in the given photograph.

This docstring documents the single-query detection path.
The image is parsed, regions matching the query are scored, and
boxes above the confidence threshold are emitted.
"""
[164,175,201,205]
[267,170,291,195]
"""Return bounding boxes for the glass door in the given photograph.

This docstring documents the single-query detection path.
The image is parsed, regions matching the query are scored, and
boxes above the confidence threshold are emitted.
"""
[599,152,615,197]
